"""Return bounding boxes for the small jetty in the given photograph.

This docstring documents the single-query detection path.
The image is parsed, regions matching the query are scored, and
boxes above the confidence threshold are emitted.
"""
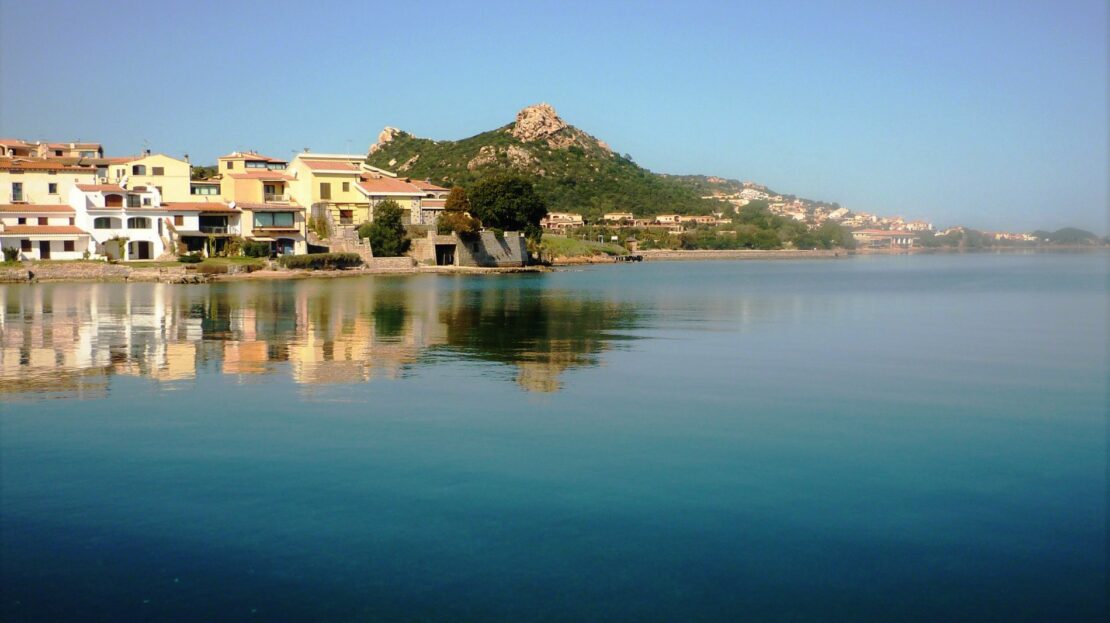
[614,255,644,262]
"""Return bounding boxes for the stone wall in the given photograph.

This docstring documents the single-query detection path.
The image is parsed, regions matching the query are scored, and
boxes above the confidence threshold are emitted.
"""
[0,262,132,283]
[363,257,416,272]
[411,231,528,267]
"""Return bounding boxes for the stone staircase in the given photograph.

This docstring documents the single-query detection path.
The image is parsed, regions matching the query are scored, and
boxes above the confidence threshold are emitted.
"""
[327,225,374,263]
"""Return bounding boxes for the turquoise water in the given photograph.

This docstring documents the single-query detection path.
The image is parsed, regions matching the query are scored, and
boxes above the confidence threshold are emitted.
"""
[1,253,1106,621]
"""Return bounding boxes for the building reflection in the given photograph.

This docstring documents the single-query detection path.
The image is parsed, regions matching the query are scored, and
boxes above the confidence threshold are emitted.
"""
[0,279,640,399]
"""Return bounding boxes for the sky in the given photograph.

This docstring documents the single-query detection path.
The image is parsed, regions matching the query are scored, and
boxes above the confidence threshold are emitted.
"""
[0,0,1106,232]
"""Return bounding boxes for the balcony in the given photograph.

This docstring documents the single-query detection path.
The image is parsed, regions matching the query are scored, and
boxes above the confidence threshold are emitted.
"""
[199,225,229,234]
[264,193,290,203]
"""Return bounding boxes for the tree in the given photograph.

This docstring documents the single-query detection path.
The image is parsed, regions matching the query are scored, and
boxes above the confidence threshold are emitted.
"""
[469,175,548,241]
[438,186,482,235]
[359,200,410,257]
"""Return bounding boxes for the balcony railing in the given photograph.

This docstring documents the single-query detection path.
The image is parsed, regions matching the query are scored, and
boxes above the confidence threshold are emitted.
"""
[264,193,290,203]
[199,225,229,234]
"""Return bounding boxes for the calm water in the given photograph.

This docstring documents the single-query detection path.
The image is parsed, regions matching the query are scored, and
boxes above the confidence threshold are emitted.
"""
[1,253,1106,621]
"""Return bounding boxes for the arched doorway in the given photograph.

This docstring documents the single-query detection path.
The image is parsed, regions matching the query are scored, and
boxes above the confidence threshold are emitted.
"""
[105,194,123,208]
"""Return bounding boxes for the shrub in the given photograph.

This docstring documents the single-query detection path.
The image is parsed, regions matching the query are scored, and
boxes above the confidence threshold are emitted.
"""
[308,214,330,239]
[242,240,271,258]
[277,252,362,270]
[438,210,481,236]
[178,253,203,264]
[359,200,410,256]
[3,246,19,262]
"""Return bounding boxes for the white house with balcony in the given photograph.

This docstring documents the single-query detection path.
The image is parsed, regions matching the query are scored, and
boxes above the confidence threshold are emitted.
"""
[69,184,169,260]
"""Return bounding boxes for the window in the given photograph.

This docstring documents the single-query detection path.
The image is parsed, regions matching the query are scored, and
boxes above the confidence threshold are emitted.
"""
[127,195,141,208]
[64,241,75,252]
[20,239,31,251]
[54,150,63,156]
[320,183,331,200]
[226,161,234,170]
[191,185,218,196]
[38,217,47,225]
[105,194,123,207]
[152,167,164,176]
[143,198,152,206]
[253,212,295,228]
[48,183,58,194]
[69,217,75,225]
[94,217,114,229]
[132,165,147,175]
[174,215,184,226]
[11,182,22,202]
[17,217,25,225]
[266,163,286,170]
[342,182,350,193]
[246,161,267,169]
[128,217,151,229]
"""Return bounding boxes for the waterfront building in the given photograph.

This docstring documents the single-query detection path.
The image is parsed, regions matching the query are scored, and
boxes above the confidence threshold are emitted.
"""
[70,184,168,260]
[851,229,918,249]
[0,204,90,260]
[287,154,373,227]
[356,176,427,224]
[217,152,305,255]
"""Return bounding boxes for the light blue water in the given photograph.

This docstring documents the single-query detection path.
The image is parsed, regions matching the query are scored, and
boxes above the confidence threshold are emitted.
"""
[1,253,1106,621]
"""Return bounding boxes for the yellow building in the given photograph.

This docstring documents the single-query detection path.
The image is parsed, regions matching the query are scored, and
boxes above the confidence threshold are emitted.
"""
[286,154,372,226]
[216,151,305,255]
[0,158,97,205]
[106,152,192,202]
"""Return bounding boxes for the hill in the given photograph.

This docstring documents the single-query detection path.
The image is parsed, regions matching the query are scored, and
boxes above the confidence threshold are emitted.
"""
[365,104,727,220]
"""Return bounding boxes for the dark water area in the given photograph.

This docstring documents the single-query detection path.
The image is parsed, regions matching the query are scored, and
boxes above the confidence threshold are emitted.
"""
[1,253,1106,621]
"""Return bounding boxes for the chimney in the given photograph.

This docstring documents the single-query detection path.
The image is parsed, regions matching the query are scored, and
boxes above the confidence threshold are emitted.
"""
[183,153,190,163]
[144,149,151,156]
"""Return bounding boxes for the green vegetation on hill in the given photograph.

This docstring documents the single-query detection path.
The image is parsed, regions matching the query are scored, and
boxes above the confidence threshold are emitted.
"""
[365,120,727,221]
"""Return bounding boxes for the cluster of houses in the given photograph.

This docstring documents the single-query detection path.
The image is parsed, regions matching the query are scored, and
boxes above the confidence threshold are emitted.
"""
[0,138,450,261]
[541,211,733,235]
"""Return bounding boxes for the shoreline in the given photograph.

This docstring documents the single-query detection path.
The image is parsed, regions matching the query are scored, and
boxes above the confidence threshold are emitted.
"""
[2,246,1104,284]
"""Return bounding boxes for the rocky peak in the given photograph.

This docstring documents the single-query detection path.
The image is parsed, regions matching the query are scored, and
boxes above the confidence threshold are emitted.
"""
[510,103,575,148]
[369,126,403,154]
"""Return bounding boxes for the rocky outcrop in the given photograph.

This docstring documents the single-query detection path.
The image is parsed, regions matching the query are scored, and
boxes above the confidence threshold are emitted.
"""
[511,103,573,147]
[467,145,499,170]
[369,127,403,154]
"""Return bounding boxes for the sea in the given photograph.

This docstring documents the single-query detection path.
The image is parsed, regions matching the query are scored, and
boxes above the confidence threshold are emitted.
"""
[1,252,1106,621]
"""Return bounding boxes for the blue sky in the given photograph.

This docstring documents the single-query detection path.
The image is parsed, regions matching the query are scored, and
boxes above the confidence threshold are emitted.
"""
[1,0,1106,232]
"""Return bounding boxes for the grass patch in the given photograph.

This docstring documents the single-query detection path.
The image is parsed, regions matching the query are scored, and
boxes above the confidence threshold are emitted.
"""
[540,235,626,257]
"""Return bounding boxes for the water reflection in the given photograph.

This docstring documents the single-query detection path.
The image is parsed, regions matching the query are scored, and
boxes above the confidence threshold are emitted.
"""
[0,278,641,399]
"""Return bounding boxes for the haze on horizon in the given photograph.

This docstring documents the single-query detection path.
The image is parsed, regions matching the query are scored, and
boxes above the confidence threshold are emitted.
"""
[1,0,1106,233]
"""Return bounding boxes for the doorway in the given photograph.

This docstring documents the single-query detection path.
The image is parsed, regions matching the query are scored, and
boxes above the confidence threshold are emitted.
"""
[38,241,51,259]
[434,244,456,266]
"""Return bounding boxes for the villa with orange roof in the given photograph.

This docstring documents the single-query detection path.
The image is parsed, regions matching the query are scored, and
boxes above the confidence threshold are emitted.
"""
[0,157,98,205]
[0,204,90,260]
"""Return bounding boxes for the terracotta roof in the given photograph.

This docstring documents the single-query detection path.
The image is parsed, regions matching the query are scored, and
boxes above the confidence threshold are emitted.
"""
[228,171,294,181]
[161,202,236,212]
[0,158,97,172]
[0,204,75,214]
[410,179,448,192]
[357,178,423,195]
[1,225,87,236]
[76,184,126,192]
[235,202,304,212]
[301,160,360,172]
